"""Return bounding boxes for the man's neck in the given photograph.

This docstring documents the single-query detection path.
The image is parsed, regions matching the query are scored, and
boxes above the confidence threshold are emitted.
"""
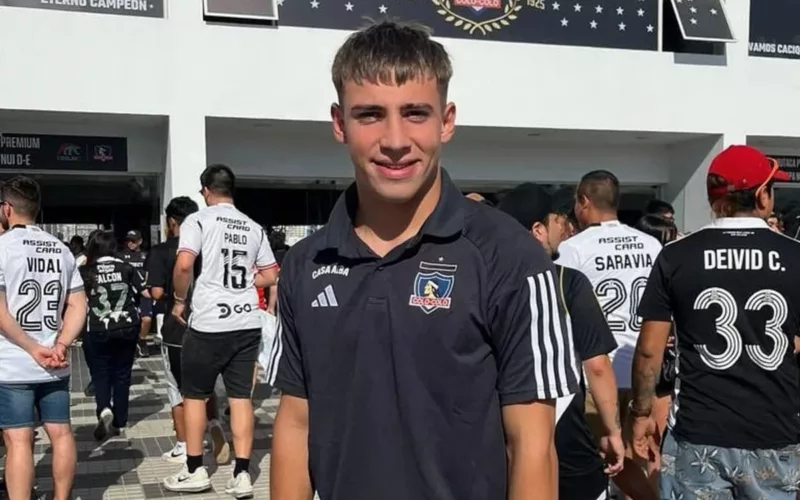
[207,196,233,207]
[586,211,618,226]
[8,217,34,228]
[354,171,442,256]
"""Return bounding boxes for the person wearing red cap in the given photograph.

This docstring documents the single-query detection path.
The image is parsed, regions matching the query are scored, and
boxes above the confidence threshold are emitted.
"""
[629,145,800,499]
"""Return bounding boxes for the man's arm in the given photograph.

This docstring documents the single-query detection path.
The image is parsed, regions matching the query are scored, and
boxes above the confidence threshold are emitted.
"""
[503,401,557,500]
[56,263,88,347]
[631,253,674,415]
[488,231,579,500]
[175,216,202,301]
[267,285,278,315]
[631,321,670,414]
[56,289,88,346]
[565,268,620,435]
[267,263,312,499]
[172,252,196,301]
[271,395,313,500]
[0,291,41,353]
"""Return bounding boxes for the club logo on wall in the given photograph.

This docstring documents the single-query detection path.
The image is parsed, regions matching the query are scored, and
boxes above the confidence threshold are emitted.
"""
[434,0,543,35]
[93,145,115,162]
[277,0,660,51]
[56,143,82,162]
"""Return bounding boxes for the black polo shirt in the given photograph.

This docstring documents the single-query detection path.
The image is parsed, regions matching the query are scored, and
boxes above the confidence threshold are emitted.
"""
[269,171,579,500]
[638,217,800,450]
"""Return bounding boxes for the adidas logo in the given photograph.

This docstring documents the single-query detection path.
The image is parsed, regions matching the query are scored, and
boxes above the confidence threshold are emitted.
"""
[311,285,338,308]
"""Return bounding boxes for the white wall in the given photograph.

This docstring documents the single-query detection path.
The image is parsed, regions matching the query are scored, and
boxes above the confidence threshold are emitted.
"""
[0,117,166,175]
[0,0,797,139]
[206,125,671,185]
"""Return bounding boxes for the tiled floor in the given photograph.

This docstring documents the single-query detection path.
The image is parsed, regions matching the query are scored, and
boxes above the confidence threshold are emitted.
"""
[1,343,278,500]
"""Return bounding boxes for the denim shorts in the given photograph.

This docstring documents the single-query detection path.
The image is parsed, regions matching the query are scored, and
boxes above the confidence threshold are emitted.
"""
[0,377,71,428]
[661,428,800,499]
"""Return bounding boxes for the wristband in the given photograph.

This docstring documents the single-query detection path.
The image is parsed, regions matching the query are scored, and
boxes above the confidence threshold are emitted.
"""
[628,400,652,418]
[173,293,187,303]
[56,341,69,350]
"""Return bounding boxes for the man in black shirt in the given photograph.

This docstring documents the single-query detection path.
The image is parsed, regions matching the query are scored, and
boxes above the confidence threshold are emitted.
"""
[498,183,629,500]
[267,21,578,500]
[119,230,152,357]
[631,145,800,499]
[144,197,229,465]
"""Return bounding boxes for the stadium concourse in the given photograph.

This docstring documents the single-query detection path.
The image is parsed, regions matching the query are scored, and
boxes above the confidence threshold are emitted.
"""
[0,342,278,500]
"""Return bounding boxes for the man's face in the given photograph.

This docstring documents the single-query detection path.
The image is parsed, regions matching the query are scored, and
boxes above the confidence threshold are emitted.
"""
[662,211,675,221]
[126,239,141,251]
[331,76,456,204]
[0,203,9,231]
[532,214,567,259]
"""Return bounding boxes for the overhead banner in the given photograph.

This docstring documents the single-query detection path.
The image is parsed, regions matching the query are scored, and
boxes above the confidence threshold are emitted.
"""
[0,134,128,172]
[749,0,800,59]
[277,0,659,51]
[204,0,278,22]
[771,155,800,183]
[0,0,165,18]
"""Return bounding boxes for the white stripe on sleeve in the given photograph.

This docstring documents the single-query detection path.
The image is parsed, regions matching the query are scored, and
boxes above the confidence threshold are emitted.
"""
[265,308,284,385]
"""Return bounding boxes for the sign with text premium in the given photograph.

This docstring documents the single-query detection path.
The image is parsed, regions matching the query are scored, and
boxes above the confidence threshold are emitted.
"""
[749,0,800,60]
[277,0,659,51]
[0,0,165,18]
[0,134,128,172]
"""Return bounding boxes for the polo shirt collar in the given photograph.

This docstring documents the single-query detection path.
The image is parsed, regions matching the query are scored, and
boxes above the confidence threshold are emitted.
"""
[324,168,465,258]
[701,217,769,230]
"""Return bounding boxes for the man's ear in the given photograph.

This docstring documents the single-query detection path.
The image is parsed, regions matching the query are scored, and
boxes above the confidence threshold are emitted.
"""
[331,103,346,144]
[440,102,456,144]
[531,221,547,240]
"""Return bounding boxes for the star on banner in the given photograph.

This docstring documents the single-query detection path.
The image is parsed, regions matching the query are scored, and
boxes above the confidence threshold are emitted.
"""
[670,0,733,41]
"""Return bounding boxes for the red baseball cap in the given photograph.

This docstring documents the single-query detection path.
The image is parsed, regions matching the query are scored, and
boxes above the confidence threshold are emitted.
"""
[707,145,789,199]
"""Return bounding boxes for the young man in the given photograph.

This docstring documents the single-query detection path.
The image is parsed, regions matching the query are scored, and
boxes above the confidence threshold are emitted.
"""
[557,171,662,410]
[631,145,800,499]
[163,165,278,497]
[267,21,578,500]
[144,197,229,464]
[118,230,152,357]
[0,176,87,500]
[498,183,647,500]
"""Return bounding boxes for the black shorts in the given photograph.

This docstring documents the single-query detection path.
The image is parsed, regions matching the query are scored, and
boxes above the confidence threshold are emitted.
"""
[181,328,260,400]
[138,299,155,318]
[559,470,608,500]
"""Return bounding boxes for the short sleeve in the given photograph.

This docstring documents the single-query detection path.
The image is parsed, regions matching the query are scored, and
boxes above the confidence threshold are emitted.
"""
[256,230,277,270]
[69,260,84,293]
[638,251,673,322]
[266,259,306,398]
[178,214,202,256]
[555,240,581,271]
[563,267,617,360]
[488,230,580,405]
[146,247,169,288]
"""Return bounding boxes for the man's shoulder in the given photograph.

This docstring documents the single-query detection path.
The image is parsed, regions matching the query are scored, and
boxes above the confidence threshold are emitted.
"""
[462,201,553,275]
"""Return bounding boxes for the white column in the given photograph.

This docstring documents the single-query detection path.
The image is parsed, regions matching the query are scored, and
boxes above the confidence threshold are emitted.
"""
[163,113,207,211]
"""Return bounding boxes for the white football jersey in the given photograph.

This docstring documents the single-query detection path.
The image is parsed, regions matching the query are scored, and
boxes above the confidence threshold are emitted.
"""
[179,203,276,333]
[0,225,83,383]
[556,220,662,388]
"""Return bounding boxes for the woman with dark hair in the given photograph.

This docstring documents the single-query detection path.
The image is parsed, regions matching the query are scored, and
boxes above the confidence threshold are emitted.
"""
[80,231,142,441]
